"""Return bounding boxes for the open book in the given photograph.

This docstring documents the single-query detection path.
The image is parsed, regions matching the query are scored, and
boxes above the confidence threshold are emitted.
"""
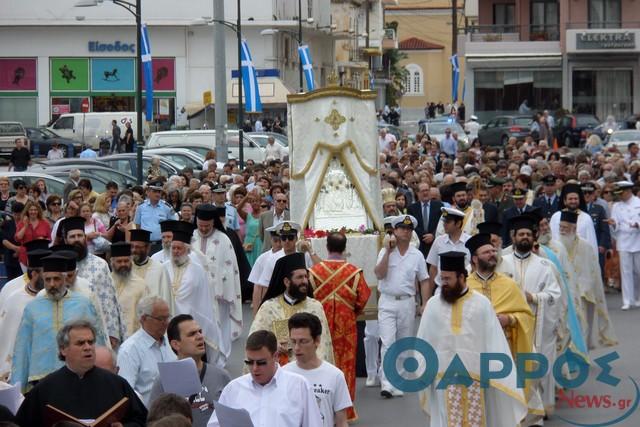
[44,397,129,427]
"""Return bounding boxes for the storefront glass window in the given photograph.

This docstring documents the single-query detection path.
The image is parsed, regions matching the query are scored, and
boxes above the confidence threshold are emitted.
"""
[51,97,85,122]
[474,70,561,121]
[0,98,37,126]
[572,69,632,120]
[144,97,175,131]
[92,96,134,112]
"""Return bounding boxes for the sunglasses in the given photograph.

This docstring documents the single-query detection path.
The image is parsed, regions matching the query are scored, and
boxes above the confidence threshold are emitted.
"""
[260,204,269,209]
[281,235,296,241]
[49,202,61,206]
[244,359,268,367]
[276,200,287,203]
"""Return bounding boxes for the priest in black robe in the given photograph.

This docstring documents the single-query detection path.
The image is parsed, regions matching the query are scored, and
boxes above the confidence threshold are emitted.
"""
[16,319,147,427]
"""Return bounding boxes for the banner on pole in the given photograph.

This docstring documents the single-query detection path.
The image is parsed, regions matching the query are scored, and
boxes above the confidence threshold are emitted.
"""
[298,44,315,91]
[240,39,262,113]
[141,23,153,121]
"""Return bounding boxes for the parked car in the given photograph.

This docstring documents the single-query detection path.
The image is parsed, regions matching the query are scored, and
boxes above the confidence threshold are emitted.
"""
[146,130,264,162]
[26,127,79,158]
[143,148,205,171]
[32,162,137,190]
[477,115,531,146]
[0,122,26,156]
[419,120,469,148]
[554,114,600,148]
[98,153,179,178]
[3,171,66,198]
[606,130,640,153]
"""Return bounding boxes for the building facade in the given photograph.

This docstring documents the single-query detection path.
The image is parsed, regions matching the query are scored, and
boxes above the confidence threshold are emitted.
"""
[461,0,640,122]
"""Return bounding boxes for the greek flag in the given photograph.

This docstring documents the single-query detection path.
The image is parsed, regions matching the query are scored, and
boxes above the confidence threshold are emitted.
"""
[141,23,153,122]
[298,44,315,91]
[449,53,460,103]
[240,39,262,113]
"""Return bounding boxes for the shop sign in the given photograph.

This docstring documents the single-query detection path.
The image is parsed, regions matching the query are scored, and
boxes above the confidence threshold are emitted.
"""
[576,32,636,49]
[88,41,135,53]
[91,58,135,92]
[50,58,90,91]
[51,104,70,115]
[0,58,37,91]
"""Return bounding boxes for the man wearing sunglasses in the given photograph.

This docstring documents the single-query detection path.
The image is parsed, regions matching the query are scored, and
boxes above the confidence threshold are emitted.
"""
[207,330,322,427]
[258,193,290,254]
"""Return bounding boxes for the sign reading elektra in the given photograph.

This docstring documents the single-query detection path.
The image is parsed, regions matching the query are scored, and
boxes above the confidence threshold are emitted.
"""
[88,41,136,53]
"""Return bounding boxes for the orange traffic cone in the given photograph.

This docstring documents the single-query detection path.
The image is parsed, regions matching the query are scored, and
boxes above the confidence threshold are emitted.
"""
[553,137,559,151]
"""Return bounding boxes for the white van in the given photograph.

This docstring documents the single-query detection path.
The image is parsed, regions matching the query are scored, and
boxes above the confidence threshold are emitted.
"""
[146,129,265,163]
[48,112,149,149]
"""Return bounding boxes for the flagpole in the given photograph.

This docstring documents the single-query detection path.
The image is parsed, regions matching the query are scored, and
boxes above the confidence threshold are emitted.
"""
[237,0,244,168]
[298,0,303,92]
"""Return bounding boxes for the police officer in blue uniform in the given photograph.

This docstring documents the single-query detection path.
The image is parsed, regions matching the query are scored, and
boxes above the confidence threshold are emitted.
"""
[133,181,177,254]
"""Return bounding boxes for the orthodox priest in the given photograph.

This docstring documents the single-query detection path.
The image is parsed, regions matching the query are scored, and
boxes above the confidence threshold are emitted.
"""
[558,210,617,350]
[308,232,371,422]
[214,206,252,303]
[0,249,50,380]
[163,227,224,366]
[191,204,243,351]
[500,215,562,418]
[250,252,334,366]
[417,252,527,427]
[11,255,107,390]
[549,183,598,252]
[435,181,485,237]
[130,228,172,299]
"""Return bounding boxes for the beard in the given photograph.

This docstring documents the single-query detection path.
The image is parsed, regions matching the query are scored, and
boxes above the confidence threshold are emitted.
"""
[515,239,533,253]
[172,254,189,267]
[456,199,468,210]
[132,253,147,265]
[538,232,551,245]
[477,256,497,273]
[72,242,88,261]
[440,279,465,304]
[113,265,132,279]
[46,286,66,301]
[287,283,308,301]
[162,241,171,251]
[559,233,576,250]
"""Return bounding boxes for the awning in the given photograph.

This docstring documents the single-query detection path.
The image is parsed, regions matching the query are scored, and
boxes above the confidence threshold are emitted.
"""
[187,77,293,119]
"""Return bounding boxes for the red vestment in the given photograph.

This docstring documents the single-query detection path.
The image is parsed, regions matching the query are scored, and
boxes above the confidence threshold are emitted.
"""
[309,260,371,422]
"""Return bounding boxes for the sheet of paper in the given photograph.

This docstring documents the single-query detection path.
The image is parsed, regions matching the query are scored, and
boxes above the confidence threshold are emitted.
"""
[157,358,201,397]
[214,401,254,427]
[0,381,23,415]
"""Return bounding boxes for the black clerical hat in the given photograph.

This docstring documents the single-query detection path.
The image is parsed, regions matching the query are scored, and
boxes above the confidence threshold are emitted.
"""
[439,251,467,273]
[562,183,582,196]
[172,230,192,244]
[449,182,467,195]
[61,216,85,236]
[477,221,502,236]
[510,215,535,232]
[261,253,310,305]
[465,233,493,255]
[195,204,217,221]
[24,239,50,253]
[524,207,543,225]
[55,250,77,271]
[41,255,67,273]
[110,242,131,258]
[560,210,578,224]
[27,249,52,268]
[160,220,179,233]
[129,229,151,243]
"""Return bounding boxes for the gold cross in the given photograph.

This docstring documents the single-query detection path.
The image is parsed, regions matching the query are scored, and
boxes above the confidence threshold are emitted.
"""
[324,109,346,131]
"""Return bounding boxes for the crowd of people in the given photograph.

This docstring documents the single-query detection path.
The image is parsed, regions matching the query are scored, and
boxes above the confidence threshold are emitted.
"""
[0,112,638,426]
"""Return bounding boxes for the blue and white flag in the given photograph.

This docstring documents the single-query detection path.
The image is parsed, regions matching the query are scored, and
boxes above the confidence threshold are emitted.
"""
[449,53,460,103]
[141,23,153,122]
[240,39,262,113]
[297,44,315,91]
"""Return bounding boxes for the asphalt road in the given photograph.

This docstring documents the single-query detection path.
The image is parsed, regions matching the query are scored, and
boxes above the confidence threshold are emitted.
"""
[228,291,640,427]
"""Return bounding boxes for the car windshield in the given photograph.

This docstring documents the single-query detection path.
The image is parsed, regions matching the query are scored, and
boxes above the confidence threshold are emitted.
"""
[577,116,599,127]
[0,123,24,135]
[40,128,59,138]
[427,122,463,134]
[610,132,640,142]
[514,118,532,126]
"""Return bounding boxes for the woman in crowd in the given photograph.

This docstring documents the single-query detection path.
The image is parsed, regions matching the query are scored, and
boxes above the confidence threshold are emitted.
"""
[15,200,51,271]
[0,176,11,211]
[236,188,263,267]
[106,200,135,244]
[92,193,112,230]
[45,195,63,226]
[395,192,408,214]
[203,150,217,172]
[167,188,182,212]
[6,179,31,213]
[79,201,107,255]
[78,179,98,202]
[35,178,49,206]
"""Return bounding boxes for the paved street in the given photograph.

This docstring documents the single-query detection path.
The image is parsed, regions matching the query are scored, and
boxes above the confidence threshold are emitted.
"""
[229,291,640,426]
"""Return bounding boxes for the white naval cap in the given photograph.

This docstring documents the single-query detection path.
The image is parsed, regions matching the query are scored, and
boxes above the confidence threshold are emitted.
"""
[616,180,634,190]
[273,221,302,235]
[391,214,418,229]
[383,215,396,227]
[440,206,465,219]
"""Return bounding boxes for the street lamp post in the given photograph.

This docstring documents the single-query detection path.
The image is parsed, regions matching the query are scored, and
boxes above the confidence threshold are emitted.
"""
[75,0,144,184]
[298,0,303,93]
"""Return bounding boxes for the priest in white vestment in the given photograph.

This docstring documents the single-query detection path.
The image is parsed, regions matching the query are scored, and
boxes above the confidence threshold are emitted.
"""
[500,215,561,417]
[191,205,243,353]
[163,228,225,367]
[417,251,527,427]
[558,210,617,350]
[549,183,598,252]
[129,229,172,301]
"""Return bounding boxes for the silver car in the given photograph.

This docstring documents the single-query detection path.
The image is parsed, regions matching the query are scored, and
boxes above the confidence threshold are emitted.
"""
[607,130,640,153]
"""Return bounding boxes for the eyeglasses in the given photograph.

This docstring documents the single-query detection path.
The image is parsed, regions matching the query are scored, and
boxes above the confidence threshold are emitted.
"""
[244,359,268,367]
[49,202,61,206]
[17,186,26,190]
[146,314,170,322]
[260,204,269,209]
[281,235,296,241]
[276,200,287,203]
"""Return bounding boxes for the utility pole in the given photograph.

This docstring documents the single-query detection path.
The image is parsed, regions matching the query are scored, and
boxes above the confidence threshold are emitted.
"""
[452,0,458,55]
[214,0,228,162]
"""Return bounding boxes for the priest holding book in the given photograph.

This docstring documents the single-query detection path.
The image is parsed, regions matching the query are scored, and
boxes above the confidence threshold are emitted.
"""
[16,319,147,426]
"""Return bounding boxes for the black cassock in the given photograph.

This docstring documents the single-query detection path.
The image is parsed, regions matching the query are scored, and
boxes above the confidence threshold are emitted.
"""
[225,228,252,302]
[16,366,147,427]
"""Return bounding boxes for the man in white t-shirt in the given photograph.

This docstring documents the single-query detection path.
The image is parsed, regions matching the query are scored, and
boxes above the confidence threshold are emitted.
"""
[374,214,429,398]
[283,312,351,427]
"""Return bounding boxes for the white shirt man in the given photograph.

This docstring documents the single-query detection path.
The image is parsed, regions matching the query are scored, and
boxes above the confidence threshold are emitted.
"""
[264,137,286,161]
[46,144,64,161]
[283,313,351,427]
[609,181,640,309]
[117,296,176,406]
[208,330,322,427]
[374,215,429,398]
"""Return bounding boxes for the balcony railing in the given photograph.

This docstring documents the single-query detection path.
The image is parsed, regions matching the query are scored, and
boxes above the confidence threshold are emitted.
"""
[566,21,640,30]
[465,24,559,42]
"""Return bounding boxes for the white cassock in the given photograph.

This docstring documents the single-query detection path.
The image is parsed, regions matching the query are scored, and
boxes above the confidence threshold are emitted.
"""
[132,257,172,302]
[112,273,150,338]
[418,290,527,427]
[192,230,243,352]
[0,278,36,379]
[561,236,618,350]
[150,248,170,264]
[500,252,562,413]
[163,258,225,366]
[549,210,598,252]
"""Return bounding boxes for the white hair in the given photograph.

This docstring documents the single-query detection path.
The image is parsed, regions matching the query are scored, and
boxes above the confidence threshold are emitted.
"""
[136,295,167,320]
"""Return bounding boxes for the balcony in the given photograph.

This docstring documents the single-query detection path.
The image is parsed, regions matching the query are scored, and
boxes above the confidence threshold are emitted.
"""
[461,24,561,58]
[566,21,640,30]
[382,28,398,50]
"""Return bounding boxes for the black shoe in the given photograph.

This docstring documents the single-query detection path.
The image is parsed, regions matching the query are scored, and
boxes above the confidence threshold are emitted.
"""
[381,389,393,399]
